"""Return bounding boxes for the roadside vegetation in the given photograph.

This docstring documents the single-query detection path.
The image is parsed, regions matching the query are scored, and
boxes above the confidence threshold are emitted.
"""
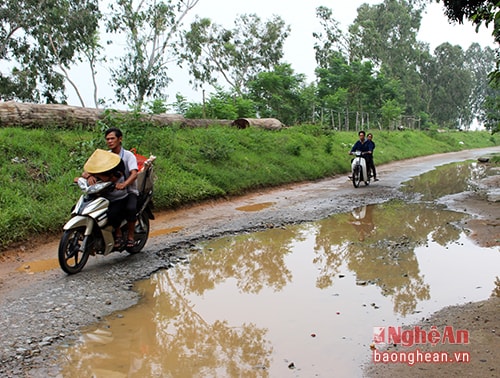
[0,121,498,250]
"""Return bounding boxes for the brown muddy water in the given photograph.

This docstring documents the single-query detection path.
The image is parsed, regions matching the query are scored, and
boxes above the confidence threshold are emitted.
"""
[59,162,499,378]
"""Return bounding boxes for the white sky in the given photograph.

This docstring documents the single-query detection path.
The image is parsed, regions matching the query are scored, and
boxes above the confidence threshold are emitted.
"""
[67,0,496,108]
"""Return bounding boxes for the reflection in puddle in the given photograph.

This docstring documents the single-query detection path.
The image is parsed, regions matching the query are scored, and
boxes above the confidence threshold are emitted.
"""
[236,202,275,212]
[59,201,500,377]
[401,160,492,201]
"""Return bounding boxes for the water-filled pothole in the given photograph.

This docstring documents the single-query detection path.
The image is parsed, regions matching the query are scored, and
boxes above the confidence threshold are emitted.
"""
[401,160,493,201]
[59,200,499,377]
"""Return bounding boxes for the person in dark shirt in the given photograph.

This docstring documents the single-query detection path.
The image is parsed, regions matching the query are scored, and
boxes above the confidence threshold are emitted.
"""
[366,133,378,181]
[350,130,371,153]
[349,130,374,181]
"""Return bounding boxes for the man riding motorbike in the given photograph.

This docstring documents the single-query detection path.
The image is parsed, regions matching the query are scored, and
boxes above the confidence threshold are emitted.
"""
[77,149,131,248]
[349,130,374,172]
[77,129,138,249]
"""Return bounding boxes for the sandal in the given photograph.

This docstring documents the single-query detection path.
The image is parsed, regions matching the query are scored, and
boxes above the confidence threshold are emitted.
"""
[126,239,136,248]
[114,237,124,249]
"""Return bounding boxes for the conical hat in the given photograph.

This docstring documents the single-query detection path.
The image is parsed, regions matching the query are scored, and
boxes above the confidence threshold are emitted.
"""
[84,149,121,174]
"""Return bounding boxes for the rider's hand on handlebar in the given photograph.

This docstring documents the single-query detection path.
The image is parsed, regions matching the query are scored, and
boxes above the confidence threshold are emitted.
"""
[87,175,97,185]
[114,182,127,190]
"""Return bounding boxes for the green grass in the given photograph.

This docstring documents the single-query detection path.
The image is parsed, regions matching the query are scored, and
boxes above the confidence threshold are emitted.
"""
[0,125,498,250]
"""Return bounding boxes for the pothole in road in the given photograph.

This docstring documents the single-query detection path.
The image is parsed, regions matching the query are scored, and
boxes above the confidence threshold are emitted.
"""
[236,201,276,212]
[400,159,495,201]
[16,258,59,274]
[57,200,500,377]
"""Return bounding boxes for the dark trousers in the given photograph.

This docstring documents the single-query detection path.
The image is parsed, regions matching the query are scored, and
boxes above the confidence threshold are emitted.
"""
[365,155,376,179]
[108,194,138,228]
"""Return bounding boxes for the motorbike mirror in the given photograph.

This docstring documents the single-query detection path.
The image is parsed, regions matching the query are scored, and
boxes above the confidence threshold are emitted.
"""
[77,177,89,190]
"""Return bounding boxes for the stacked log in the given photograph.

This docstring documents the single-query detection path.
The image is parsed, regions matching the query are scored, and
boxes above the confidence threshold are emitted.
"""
[231,118,284,130]
[0,101,187,129]
[0,101,283,130]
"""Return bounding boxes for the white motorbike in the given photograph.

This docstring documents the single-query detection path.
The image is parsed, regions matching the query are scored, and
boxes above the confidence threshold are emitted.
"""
[58,157,155,274]
[351,150,370,188]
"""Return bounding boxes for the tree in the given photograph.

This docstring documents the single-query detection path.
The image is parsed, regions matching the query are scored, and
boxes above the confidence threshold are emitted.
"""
[348,0,427,115]
[381,99,404,129]
[106,0,199,108]
[437,0,499,79]
[427,43,473,128]
[464,43,497,127]
[0,0,101,104]
[438,0,499,44]
[246,64,307,125]
[481,82,500,132]
[180,14,290,95]
[315,52,404,129]
[437,0,500,132]
[184,88,256,120]
[312,6,350,68]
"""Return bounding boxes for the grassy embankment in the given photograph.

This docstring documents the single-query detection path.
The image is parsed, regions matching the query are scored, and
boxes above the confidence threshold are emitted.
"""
[0,124,498,250]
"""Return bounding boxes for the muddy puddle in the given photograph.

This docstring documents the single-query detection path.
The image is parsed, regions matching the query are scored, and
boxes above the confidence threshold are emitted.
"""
[400,159,493,201]
[57,161,500,377]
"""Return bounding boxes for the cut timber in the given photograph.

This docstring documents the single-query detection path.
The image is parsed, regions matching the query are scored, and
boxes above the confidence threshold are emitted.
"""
[231,118,284,130]
[0,101,233,129]
[0,101,282,130]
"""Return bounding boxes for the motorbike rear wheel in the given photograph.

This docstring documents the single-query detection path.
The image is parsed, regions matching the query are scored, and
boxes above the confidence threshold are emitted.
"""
[58,226,90,274]
[352,165,362,188]
[125,213,150,254]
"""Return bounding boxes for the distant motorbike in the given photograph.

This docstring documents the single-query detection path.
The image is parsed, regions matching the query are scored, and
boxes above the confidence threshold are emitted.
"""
[58,157,156,274]
[351,150,370,188]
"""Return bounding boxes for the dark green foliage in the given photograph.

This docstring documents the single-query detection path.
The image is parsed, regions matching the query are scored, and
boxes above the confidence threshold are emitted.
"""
[184,89,257,120]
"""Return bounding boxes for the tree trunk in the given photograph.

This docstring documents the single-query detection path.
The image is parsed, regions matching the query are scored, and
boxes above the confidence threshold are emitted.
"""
[231,118,284,130]
[0,101,236,129]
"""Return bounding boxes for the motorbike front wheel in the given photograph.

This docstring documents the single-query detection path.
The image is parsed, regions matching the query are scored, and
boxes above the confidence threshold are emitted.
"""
[352,165,362,188]
[58,227,90,274]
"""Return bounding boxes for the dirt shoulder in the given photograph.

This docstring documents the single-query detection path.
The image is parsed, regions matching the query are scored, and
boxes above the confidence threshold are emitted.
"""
[0,147,498,377]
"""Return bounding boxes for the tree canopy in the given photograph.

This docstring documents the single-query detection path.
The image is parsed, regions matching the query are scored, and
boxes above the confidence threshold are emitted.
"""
[437,0,500,132]
[106,0,199,108]
[0,0,101,104]
[180,14,290,95]
[1,0,498,131]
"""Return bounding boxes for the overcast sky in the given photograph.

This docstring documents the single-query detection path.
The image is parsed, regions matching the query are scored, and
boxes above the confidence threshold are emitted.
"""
[68,0,496,107]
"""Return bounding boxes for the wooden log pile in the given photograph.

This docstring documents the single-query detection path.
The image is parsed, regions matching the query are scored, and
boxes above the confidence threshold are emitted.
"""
[231,118,284,130]
[0,101,283,130]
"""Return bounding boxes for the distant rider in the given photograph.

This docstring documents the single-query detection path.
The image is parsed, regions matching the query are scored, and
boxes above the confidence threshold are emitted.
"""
[349,130,374,180]
[350,130,373,157]
[366,133,378,181]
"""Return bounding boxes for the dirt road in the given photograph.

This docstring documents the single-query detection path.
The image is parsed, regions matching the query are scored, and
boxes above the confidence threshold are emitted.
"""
[0,147,498,377]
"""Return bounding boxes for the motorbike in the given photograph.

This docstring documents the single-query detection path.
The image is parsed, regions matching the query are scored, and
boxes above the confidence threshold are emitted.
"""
[58,156,156,274]
[351,150,370,188]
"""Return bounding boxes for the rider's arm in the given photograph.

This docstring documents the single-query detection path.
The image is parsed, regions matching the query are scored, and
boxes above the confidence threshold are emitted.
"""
[74,171,97,185]
[350,141,359,154]
[114,169,137,190]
